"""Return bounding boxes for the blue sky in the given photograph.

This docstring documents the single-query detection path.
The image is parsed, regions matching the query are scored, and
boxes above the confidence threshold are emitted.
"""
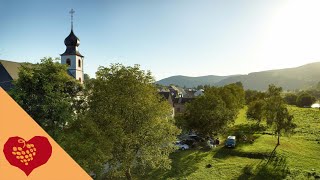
[1,0,320,80]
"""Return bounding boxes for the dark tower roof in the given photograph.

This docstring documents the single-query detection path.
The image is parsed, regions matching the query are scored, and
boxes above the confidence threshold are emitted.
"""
[65,30,80,47]
[61,9,83,57]
[61,30,83,57]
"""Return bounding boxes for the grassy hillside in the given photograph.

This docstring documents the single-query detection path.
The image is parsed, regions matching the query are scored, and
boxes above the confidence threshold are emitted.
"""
[139,106,320,179]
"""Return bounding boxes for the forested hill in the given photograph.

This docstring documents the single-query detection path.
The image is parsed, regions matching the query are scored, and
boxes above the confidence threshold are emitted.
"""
[156,75,229,88]
[156,62,320,90]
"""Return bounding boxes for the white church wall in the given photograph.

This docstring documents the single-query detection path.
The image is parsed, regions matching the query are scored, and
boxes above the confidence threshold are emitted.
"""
[61,55,84,84]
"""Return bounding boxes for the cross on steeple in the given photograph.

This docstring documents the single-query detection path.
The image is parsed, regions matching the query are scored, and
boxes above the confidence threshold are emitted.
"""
[69,9,75,30]
[62,8,84,84]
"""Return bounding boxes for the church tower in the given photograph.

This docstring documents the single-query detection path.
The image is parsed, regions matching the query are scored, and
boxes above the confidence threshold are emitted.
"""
[61,9,84,84]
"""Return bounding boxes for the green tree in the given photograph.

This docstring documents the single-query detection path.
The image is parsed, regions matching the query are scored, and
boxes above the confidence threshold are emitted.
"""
[284,93,298,105]
[245,89,266,105]
[264,85,296,145]
[296,92,316,107]
[203,84,211,90]
[179,83,245,136]
[69,64,180,179]
[61,114,111,176]
[181,91,232,136]
[196,85,204,90]
[10,57,82,139]
[83,73,91,81]
[221,82,245,111]
[245,85,296,145]
[246,99,265,124]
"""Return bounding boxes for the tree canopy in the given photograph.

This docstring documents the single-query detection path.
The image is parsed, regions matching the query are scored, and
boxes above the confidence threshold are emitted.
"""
[284,93,298,105]
[296,92,316,107]
[64,64,180,179]
[10,57,82,139]
[246,99,265,124]
[245,89,266,105]
[177,83,245,136]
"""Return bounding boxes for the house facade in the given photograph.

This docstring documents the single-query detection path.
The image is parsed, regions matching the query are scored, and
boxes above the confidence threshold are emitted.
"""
[173,97,194,114]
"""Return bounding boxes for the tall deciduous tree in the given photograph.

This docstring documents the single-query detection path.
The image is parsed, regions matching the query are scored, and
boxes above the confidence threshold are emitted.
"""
[179,83,245,136]
[10,57,82,139]
[265,85,296,145]
[72,64,180,179]
[247,85,296,145]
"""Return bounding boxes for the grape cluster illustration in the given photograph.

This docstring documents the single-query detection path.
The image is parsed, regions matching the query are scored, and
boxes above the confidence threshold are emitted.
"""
[11,139,37,166]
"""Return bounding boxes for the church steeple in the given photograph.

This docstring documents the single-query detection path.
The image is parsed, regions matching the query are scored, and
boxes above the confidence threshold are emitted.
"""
[61,9,83,57]
[61,9,84,84]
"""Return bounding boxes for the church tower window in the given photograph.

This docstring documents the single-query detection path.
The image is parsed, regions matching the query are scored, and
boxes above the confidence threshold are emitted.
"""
[78,59,81,67]
[66,59,71,66]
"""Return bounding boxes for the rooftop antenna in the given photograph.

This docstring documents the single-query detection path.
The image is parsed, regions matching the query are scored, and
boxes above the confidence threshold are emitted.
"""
[69,9,75,30]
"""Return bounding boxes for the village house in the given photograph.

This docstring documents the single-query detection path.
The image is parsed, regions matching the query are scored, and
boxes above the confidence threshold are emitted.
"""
[194,89,204,96]
[184,88,197,98]
[173,97,194,114]
[158,86,204,116]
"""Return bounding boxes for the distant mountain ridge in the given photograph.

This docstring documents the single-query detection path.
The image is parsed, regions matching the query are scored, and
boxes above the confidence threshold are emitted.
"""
[156,62,320,90]
[156,75,229,88]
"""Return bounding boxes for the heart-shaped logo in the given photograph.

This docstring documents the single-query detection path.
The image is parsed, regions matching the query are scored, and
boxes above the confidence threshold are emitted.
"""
[3,136,52,176]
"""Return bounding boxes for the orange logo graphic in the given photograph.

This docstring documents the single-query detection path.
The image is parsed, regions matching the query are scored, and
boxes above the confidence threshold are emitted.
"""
[0,87,92,179]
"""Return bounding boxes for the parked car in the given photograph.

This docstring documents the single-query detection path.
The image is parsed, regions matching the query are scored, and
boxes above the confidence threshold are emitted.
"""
[175,141,189,150]
[188,134,205,142]
[225,136,236,148]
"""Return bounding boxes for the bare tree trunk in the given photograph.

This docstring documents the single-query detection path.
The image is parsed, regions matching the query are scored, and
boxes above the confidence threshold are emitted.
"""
[277,131,280,145]
[125,168,132,180]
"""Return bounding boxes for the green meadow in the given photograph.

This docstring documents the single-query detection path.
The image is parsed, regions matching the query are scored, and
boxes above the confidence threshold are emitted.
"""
[141,106,320,180]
